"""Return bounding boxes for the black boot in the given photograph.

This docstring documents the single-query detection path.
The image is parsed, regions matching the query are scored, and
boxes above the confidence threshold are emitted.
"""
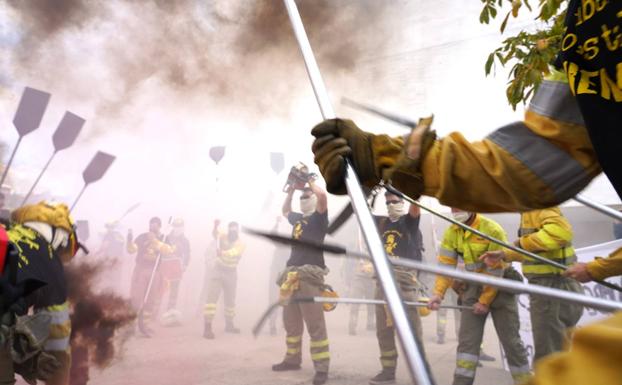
[203,321,215,339]
[369,369,396,385]
[272,361,301,371]
[225,318,240,334]
[312,371,328,385]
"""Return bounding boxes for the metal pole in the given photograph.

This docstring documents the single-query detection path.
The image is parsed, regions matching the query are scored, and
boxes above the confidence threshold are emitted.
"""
[390,257,622,313]
[386,184,622,293]
[0,137,22,188]
[304,296,472,311]
[574,194,622,222]
[21,152,56,206]
[282,2,433,384]
[69,184,87,213]
[243,229,622,313]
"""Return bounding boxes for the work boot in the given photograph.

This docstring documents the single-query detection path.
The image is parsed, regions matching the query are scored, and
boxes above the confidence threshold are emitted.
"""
[369,369,396,385]
[479,350,496,362]
[225,319,240,334]
[203,321,215,339]
[312,371,328,385]
[271,361,301,371]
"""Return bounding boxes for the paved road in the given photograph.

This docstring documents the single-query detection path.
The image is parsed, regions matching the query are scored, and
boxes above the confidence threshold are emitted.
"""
[81,306,513,385]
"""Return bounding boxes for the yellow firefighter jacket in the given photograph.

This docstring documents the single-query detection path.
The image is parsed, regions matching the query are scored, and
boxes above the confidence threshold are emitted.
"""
[527,311,622,385]
[587,246,622,282]
[504,207,576,277]
[433,214,507,306]
[216,234,245,268]
[368,69,601,213]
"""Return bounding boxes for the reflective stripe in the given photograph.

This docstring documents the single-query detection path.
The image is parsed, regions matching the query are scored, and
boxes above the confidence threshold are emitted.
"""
[310,339,329,348]
[287,348,301,355]
[518,228,537,236]
[457,352,479,361]
[37,309,69,324]
[205,304,217,309]
[46,302,69,312]
[455,367,476,378]
[381,359,397,367]
[311,351,330,361]
[487,122,591,202]
[49,320,71,339]
[528,79,585,126]
[457,359,478,370]
[439,247,458,259]
[45,337,70,351]
[380,349,398,358]
[464,262,484,271]
[485,267,504,277]
[286,336,302,344]
[523,253,577,266]
[509,364,532,383]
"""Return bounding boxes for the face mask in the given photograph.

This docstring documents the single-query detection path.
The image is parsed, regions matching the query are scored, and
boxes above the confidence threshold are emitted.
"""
[387,201,405,221]
[452,212,471,223]
[300,195,317,216]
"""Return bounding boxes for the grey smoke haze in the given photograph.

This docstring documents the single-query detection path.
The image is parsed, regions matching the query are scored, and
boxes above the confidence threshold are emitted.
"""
[3,0,390,138]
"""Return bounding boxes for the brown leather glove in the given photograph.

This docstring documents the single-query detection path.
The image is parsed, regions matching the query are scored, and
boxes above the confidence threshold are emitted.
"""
[311,119,402,194]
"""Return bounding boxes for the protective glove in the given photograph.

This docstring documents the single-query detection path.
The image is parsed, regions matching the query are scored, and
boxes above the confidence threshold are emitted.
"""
[311,119,402,194]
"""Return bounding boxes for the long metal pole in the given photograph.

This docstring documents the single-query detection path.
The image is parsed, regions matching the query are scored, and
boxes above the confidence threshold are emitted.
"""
[282,2,433,384]
[21,152,56,206]
[0,137,22,188]
[243,228,622,312]
[385,184,622,292]
[302,296,472,311]
[574,194,622,222]
[69,184,87,212]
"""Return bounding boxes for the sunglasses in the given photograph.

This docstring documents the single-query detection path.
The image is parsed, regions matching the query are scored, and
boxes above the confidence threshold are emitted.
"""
[386,200,401,205]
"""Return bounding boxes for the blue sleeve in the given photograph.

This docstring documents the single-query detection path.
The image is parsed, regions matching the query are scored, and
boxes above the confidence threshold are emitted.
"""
[288,212,302,226]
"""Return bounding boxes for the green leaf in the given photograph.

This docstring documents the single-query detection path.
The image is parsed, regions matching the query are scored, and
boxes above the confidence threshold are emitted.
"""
[485,52,495,75]
[500,11,511,33]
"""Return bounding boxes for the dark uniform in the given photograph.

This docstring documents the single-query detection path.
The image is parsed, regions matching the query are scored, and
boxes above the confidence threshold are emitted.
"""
[278,210,330,373]
[372,214,427,376]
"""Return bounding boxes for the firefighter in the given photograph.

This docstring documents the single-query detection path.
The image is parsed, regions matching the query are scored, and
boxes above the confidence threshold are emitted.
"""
[310,2,621,214]
[369,190,428,385]
[203,220,245,339]
[96,221,124,258]
[161,217,190,326]
[427,209,531,385]
[480,207,584,361]
[1,202,82,385]
[126,217,174,337]
[272,181,330,385]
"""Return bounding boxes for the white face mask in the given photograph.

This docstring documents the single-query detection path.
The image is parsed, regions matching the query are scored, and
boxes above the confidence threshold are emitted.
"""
[300,195,317,216]
[452,212,471,223]
[387,201,405,221]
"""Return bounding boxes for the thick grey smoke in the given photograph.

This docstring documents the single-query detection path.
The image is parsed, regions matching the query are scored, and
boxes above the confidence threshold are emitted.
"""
[3,0,390,138]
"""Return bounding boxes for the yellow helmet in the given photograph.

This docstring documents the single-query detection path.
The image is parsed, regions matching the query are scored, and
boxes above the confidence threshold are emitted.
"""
[416,297,432,317]
[12,201,79,262]
[321,286,339,312]
[11,201,74,233]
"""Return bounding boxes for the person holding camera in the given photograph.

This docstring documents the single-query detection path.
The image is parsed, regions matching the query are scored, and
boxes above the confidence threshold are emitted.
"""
[272,169,331,385]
